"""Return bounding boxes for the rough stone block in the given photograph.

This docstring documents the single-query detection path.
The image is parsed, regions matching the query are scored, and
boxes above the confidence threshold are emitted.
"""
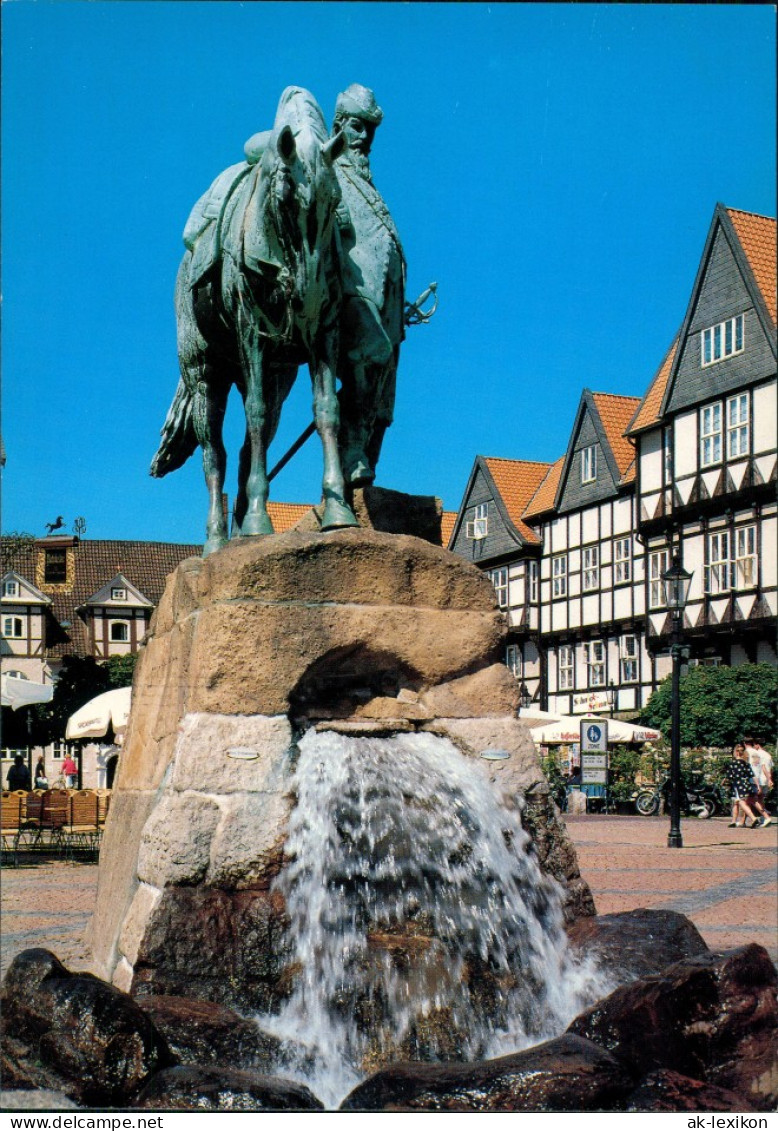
[420,664,520,718]
[137,792,222,887]
[170,713,293,794]
[207,792,291,889]
[118,883,163,967]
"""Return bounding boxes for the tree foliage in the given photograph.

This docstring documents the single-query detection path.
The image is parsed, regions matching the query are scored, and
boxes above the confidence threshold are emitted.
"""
[640,663,778,749]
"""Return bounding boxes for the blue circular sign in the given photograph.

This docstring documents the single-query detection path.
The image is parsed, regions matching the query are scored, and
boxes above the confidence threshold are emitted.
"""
[586,725,602,744]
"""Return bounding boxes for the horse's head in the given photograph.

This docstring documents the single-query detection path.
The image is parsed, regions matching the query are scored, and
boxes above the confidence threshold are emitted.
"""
[262,87,346,275]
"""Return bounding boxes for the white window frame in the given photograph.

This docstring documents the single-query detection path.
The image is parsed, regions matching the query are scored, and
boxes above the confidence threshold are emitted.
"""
[2,580,19,598]
[552,555,567,598]
[700,403,722,467]
[527,560,538,603]
[582,546,600,592]
[705,531,732,595]
[734,525,757,588]
[111,587,127,602]
[505,644,521,679]
[559,645,574,691]
[620,635,638,683]
[649,549,669,609]
[110,621,130,643]
[584,640,605,687]
[581,445,597,484]
[614,537,632,584]
[726,394,749,459]
[2,616,24,638]
[488,567,508,608]
[701,314,744,367]
[466,502,489,540]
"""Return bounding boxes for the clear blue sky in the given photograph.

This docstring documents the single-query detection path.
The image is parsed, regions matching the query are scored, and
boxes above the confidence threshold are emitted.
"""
[2,2,775,544]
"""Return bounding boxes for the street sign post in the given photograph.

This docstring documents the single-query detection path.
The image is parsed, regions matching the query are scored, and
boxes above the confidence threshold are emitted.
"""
[580,720,609,808]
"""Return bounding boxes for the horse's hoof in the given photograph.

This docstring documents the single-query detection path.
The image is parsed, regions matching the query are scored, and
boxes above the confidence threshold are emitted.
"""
[321,499,360,530]
[203,535,229,557]
[345,458,375,487]
[236,512,275,536]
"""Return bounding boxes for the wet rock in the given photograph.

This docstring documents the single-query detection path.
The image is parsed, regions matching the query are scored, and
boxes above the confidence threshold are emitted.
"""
[568,944,778,1111]
[339,1033,635,1111]
[135,995,282,1071]
[0,1090,79,1110]
[132,1065,324,1110]
[566,908,709,983]
[2,949,172,1106]
[626,1069,758,1112]
[130,885,294,1015]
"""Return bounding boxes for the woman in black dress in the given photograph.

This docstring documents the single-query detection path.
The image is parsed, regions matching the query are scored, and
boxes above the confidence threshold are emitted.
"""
[725,743,758,827]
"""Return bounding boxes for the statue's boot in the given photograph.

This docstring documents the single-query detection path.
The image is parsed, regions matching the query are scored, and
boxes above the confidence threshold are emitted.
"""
[203,533,229,557]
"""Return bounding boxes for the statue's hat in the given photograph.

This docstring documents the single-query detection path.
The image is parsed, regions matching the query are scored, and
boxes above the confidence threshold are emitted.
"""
[335,84,383,126]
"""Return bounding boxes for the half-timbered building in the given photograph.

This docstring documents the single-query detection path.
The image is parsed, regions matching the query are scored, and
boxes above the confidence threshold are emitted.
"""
[450,204,777,714]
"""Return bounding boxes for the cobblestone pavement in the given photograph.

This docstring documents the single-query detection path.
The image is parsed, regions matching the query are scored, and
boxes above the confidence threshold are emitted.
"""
[565,813,778,962]
[1,814,776,981]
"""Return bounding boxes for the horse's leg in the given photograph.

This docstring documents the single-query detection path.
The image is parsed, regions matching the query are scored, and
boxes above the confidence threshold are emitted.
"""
[311,347,359,530]
[233,322,274,537]
[191,369,230,555]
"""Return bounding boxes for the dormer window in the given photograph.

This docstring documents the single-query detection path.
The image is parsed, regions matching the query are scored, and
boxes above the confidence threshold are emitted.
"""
[111,587,127,601]
[466,502,488,540]
[110,621,130,642]
[581,445,597,484]
[701,314,744,367]
[2,580,19,598]
[44,548,67,584]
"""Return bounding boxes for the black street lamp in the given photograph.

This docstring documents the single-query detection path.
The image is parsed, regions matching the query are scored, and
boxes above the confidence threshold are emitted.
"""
[519,683,532,710]
[606,679,617,717]
[662,554,693,849]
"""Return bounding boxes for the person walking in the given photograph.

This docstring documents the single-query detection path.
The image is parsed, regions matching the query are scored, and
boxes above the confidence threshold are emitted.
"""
[725,743,759,828]
[62,753,78,789]
[6,755,31,791]
[33,757,48,790]
[744,738,774,826]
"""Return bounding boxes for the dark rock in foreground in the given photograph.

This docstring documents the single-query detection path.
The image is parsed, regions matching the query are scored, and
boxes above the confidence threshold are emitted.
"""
[568,944,778,1112]
[626,1069,758,1113]
[135,995,282,1072]
[1,949,172,1106]
[339,1033,635,1111]
[566,908,709,983]
[132,1065,324,1111]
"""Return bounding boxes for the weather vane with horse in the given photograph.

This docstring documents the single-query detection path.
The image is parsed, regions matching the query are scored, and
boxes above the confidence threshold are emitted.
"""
[151,84,436,556]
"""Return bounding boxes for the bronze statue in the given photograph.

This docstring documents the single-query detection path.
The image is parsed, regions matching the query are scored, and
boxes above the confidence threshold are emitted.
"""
[331,84,406,487]
[150,87,356,555]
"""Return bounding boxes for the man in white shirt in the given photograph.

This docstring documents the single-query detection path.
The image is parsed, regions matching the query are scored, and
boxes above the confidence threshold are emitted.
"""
[745,738,774,827]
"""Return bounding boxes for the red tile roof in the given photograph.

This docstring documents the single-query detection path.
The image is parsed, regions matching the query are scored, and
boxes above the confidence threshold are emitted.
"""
[441,511,457,547]
[727,208,776,326]
[483,458,552,543]
[522,457,564,520]
[2,539,201,658]
[626,338,679,437]
[591,393,641,477]
[267,501,314,532]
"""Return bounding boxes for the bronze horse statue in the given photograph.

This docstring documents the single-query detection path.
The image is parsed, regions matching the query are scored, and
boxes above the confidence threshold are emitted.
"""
[151,87,357,555]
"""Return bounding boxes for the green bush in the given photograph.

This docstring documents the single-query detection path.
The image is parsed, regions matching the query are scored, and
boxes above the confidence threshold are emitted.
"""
[641,663,777,749]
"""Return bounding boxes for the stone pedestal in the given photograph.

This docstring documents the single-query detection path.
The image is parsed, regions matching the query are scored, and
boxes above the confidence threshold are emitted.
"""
[89,527,594,1011]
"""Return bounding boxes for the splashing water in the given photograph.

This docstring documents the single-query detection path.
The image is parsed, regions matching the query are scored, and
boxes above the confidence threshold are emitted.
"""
[259,729,606,1108]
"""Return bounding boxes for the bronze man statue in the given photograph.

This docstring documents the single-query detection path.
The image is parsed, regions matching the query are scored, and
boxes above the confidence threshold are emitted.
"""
[331,84,406,486]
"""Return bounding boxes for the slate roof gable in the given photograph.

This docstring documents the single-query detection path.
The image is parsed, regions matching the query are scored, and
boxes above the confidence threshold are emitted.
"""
[553,390,640,513]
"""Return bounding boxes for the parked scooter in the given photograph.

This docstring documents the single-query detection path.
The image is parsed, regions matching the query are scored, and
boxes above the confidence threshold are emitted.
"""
[634,773,725,818]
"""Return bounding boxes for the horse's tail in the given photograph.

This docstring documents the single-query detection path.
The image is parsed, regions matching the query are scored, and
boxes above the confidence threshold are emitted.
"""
[150,377,198,478]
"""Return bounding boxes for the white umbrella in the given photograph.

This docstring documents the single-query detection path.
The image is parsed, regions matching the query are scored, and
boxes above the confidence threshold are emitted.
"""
[1,673,54,711]
[65,687,132,740]
[520,709,660,745]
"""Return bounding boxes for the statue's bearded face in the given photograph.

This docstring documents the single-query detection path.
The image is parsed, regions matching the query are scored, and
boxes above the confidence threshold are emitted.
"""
[340,115,376,157]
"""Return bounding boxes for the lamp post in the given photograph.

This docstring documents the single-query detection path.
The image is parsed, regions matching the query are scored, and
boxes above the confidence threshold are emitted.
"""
[661,554,693,849]
[519,683,532,711]
[606,679,617,717]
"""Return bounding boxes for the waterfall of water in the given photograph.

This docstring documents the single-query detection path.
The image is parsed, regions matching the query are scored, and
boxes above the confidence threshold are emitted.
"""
[259,728,605,1107]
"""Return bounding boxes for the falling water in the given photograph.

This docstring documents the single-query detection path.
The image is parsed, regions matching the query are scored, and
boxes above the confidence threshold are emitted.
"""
[259,729,606,1107]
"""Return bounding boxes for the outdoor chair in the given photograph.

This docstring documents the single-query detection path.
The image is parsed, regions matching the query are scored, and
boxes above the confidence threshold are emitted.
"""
[39,789,70,853]
[62,789,101,861]
[1,790,24,866]
[96,789,111,830]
